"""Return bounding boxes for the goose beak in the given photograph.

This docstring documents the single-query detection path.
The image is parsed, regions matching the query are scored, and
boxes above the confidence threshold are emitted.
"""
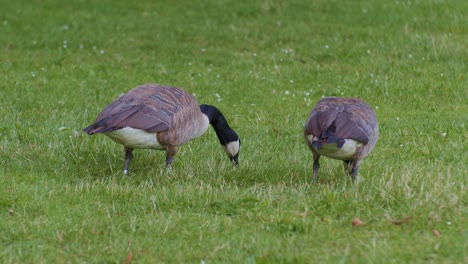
[231,154,239,166]
[223,139,240,166]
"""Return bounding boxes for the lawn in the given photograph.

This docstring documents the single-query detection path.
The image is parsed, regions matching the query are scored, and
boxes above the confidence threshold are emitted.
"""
[0,0,466,263]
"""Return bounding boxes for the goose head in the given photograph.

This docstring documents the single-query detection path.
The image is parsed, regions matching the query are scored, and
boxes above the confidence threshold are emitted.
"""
[200,104,240,166]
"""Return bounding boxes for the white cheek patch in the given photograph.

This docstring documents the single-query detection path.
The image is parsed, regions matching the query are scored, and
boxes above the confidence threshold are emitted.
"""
[223,139,240,157]
[105,127,164,150]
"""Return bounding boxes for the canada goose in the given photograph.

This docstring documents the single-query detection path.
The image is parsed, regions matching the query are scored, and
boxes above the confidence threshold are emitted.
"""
[83,84,240,174]
[304,97,378,182]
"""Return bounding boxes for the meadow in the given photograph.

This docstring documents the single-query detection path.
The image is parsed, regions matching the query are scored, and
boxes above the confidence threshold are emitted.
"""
[0,0,466,263]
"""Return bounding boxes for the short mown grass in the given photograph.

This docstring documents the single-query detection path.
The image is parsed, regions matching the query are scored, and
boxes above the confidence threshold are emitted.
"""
[1,0,466,263]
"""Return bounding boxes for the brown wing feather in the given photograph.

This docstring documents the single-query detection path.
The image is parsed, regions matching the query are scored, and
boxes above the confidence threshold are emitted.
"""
[84,84,198,134]
[305,97,338,137]
[305,97,376,144]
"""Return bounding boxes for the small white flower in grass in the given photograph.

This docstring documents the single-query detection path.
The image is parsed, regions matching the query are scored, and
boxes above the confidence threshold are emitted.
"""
[289,80,294,84]
[400,144,404,147]
[253,53,257,57]
[274,65,279,70]
[367,49,371,55]
[396,117,400,121]
[63,40,68,48]
[207,68,212,72]
[31,72,36,77]
[188,62,192,66]
[369,73,374,78]
[284,90,290,95]
[441,132,447,138]
[446,221,452,225]
[216,74,220,78]
[375,106,379,110]
[440,73,444,77]
[100,49,104,54]
[201,48,206,53]
[304,92,309,96]
[215,93,222,102]
[408,54,412,59]
[325,44,329,49]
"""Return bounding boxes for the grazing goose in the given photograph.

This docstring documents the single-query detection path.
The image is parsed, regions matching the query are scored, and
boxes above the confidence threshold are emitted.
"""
[304,97,378,182]
[83,84,240,174]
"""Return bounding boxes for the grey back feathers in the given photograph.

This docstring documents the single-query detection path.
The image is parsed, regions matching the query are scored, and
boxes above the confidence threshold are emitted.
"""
[304,97,379,182]
[85,84,196,135]
[83,84,240,173]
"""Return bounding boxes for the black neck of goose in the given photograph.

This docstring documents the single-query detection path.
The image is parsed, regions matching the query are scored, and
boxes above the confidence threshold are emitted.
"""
[199,104,239,145]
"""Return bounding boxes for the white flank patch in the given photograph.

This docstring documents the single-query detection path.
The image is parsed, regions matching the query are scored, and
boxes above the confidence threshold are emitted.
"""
[223,139,240,157]
[105,127,164,149]
[307,135,363,160]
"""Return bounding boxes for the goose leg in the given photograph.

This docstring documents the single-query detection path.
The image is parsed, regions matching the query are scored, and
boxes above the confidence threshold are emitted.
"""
[124,147,134,174]
[165,146,179,169]
[312,152,320,183]
[350,160,362,182]
[344,160,361,182]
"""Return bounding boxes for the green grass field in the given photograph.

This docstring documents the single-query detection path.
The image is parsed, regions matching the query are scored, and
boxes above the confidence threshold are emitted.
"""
[1,0,466,263]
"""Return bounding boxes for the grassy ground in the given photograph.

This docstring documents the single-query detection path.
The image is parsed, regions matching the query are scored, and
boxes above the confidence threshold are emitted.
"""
[1,0,466,263]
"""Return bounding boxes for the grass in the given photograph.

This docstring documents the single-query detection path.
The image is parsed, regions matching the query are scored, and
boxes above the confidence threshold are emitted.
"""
[1,0,466,263]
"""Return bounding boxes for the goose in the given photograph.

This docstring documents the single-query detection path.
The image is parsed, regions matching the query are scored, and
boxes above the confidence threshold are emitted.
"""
[83,84,241,174]
[304,97,378,182]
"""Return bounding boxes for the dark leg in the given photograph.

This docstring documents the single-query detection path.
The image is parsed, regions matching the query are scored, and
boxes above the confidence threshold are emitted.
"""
[350,160,362,182]
[165,146,179,169]
[351,167,359,181]
[124,147,133,174]
[312,152,320,183]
